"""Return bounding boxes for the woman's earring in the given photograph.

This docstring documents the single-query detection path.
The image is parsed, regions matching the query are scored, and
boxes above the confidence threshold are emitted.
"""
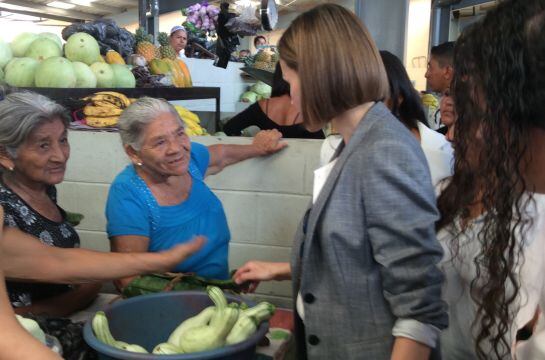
[136,162,142,166]
[8,166,13,171]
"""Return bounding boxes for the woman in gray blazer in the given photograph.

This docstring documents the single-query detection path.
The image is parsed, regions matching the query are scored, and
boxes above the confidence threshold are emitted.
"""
[234,4,448,359]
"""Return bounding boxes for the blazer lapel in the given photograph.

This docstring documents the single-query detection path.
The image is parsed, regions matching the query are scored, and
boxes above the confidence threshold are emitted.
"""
[301,102,388,261]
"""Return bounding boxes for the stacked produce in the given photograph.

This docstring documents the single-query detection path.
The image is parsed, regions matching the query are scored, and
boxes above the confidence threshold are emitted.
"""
[91,286,275,355]
[175,105,208,136]
[82,91,133,128]
[0,21,192,89]
[184,2,220,32]
[0,32,136,89]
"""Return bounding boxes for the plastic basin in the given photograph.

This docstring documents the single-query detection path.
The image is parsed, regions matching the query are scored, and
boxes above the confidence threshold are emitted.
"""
[83,291,269,360]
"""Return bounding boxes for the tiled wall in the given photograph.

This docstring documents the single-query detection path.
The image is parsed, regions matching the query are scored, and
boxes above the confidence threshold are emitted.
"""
[57,131,322,307]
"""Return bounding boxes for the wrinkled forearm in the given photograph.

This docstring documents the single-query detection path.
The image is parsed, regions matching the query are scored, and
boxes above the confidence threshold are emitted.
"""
[2,228,175,284]
[206,143,260,175]
[14,283,101,317]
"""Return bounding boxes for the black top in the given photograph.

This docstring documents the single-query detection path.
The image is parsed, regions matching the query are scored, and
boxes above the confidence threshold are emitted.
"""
[0,182,80,308]
[223,102,325,139]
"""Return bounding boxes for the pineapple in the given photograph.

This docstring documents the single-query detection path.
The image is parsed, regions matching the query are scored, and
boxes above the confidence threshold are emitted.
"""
[158,32,177,60]
[135,27,159,62]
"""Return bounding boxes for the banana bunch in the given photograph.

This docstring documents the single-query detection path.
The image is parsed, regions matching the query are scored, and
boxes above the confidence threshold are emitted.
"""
[92,311,149,354]
[175,105,207,136]
[82,92,135,128]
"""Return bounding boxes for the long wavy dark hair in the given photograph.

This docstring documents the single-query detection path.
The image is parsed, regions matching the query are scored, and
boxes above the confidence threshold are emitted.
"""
[379,50,429,130]
[437,1,545,358]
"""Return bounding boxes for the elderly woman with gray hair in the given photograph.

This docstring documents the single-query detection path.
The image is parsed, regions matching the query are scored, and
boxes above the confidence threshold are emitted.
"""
[0,91,104,316]
[106,97,286,289]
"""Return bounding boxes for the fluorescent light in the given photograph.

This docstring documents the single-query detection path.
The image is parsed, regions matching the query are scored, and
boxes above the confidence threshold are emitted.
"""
[47,1,76,9]
[69,0,94,6]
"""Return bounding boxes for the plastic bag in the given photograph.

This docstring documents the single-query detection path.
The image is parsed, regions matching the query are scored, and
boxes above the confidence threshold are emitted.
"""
[224,3,261,37]
[61,19,135,58]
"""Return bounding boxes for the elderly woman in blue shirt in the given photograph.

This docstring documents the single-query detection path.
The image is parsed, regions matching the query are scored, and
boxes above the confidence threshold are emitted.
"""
[106,97,286,289]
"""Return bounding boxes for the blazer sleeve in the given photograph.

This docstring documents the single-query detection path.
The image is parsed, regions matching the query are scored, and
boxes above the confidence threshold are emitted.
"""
[360,135,448,344]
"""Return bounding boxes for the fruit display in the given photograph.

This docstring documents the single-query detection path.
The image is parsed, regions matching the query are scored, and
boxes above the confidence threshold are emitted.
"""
[72,61,97,88]
[175,105,207,136]
[0,39,13,69]
[157,32,176,60]
[10,33,39,57]
[24,37,62,61]
[82,91,132,128]
[91,286,274,355]
[4,57,39,87]
[105,50,125,65]
[132,66,166,88]
[34,57,76,88]
[185,2,220,32]
[1,21,191,90]
[135,27,159,63]
[62,19,136,59]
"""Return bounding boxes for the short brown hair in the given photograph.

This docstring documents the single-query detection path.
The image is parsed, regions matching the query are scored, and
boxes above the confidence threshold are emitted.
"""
[278,4,389,129]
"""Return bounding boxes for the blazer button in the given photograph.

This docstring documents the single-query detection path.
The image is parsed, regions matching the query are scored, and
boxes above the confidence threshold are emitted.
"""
[308,335,320,346]
[303,293,315,304]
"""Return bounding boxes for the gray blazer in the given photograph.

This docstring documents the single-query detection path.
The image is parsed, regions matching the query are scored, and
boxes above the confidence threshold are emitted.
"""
[291,103,448,359]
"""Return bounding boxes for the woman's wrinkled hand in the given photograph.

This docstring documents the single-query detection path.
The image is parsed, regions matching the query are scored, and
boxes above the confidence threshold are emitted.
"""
[159,236,205,271]
[252,129,288,156]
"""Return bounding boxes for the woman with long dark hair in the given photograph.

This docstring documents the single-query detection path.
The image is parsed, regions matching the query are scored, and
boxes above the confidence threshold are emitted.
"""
[379,50,452,185]
[437,0,545,359]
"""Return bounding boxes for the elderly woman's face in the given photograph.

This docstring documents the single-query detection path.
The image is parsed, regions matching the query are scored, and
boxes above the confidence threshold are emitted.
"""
[13,118,69,185]
[137,112,190,177]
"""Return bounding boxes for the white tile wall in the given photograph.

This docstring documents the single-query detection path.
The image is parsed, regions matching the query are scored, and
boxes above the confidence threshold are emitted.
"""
[57,131,322,306]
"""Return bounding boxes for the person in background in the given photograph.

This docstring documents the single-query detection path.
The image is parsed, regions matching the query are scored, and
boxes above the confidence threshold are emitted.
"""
[238,49,250,61]
[169,25,188,59]
[224,63,325,139]
[424,41,455,130]
[380,50,453,186]
[253,35,267,49]
[106,97,286,290]
[235,4,447,359]
[437,1,545,358]
[439,92,456,142]
[0,92,101,317]
[0,206,203,360]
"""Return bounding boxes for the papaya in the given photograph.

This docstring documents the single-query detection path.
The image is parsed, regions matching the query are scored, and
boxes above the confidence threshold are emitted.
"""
[149,58,170,75]
[164,59,186,88]
[176,59,192,87]
[105,50,125,65]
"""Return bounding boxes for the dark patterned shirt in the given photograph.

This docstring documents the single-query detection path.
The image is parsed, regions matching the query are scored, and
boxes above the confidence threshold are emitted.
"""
[0,182,80,308]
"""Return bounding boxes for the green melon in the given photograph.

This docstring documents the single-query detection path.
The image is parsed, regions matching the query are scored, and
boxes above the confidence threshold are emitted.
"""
[4,57,39,87]
[72,61,97,88]
[0,39,13,69]
[64,32,100,66]
[89,62,115,88]
[110,64,136,88]
[39,32,62,49]
[35,57,76,88]
[10,33,39,57]
[25,38,62,61]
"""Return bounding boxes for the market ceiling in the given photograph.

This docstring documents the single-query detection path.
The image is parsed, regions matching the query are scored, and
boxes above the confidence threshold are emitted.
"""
[0,0,332,23]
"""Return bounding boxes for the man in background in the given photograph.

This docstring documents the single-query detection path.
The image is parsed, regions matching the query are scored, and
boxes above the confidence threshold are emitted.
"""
[425,41,455,131]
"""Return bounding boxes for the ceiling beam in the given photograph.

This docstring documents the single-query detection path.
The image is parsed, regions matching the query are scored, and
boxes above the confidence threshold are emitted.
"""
[0,6,83,22]
[100,0,137,7]
[63,0,127,14]
[0,0,100,20]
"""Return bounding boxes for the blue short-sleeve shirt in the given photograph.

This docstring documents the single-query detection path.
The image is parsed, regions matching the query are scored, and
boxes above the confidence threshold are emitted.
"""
[106,142,230,279]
